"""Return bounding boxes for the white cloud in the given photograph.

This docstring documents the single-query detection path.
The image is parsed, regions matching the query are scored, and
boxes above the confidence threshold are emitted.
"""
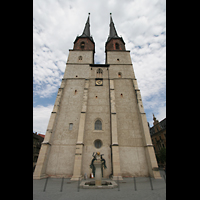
[33,104,54,134]
[33,44,66,98]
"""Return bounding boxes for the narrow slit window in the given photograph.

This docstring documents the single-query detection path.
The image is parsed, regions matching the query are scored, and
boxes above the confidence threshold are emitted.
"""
[75,90,77,94]
[69,123,73,130]
[115,43,119,49]
[118,72,122,78]
[96,68,103,78]
[80,42,85,49]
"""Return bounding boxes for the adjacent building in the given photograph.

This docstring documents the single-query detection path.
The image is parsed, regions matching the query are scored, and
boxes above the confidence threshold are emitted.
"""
[149,115,166,167]
[33,132,44,171]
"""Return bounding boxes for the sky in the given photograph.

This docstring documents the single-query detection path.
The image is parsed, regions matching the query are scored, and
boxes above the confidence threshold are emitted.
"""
[33,0,166,134]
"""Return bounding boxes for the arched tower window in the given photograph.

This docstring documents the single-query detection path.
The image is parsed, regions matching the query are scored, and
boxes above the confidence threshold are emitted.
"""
[115,43,119,49]
[80,41,85,49]
[96,68,103,78]
[95,120,102,130]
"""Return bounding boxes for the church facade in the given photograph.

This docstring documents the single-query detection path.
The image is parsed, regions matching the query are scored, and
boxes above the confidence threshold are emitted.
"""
[33,14,161,180]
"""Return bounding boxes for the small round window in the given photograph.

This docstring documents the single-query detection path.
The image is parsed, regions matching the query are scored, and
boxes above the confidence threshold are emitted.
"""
[94,139,102,149]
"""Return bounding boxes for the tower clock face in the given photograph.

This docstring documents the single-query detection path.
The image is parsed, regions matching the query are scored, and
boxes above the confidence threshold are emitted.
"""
[95,80,103,86]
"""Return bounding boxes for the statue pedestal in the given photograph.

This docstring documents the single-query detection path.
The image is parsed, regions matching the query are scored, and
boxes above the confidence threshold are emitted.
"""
[93,160,102,186]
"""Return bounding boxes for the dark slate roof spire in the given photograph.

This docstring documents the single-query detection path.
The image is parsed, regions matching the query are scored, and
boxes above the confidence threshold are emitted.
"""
[81,13,90,37]
[109,13,119,38]
[76,13,94,43]
[106,13,123,43]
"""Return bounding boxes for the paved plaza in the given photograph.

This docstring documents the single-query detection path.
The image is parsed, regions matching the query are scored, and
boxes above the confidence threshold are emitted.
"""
[33,170,166,200]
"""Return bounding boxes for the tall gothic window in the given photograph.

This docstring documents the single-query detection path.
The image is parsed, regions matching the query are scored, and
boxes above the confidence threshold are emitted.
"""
[96,68,103,78]
[95,120,102,130]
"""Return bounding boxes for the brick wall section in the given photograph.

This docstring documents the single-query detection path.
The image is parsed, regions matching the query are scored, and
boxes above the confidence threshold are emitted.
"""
[73,38,95,51]
[106,38,126,51]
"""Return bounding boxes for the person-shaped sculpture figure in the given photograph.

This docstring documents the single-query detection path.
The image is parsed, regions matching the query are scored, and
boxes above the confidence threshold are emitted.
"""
[96,152,101,160]
[89,152,97,177]
[89,152,107,177]
[100,154,107,177]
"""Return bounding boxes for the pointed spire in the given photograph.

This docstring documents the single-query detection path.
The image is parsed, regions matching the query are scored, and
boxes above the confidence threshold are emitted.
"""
[153,113,159,125]
[108,13,119,39]
[81,13,90,37]
[73,13,95,51]
[106,13,125,45]
[75,13,94,44]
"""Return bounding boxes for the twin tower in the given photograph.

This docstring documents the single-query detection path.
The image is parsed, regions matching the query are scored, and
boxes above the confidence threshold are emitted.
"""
[33,14,161,180]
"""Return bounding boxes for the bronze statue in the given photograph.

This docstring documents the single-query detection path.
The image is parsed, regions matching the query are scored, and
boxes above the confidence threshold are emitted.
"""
[89,152,97,177]
[89,152,107,177]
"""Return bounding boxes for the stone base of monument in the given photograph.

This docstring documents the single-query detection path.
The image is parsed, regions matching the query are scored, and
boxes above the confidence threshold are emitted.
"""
[94,160,102,186]
[80,180,118,189]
